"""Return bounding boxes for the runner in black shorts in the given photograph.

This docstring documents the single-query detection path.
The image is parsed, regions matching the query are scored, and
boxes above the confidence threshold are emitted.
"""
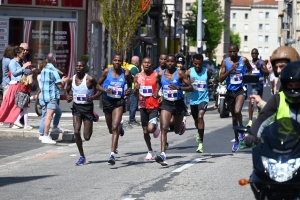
[65,60,101,165]
[155,54,193,166]
[186,54,211,153]
[96,54,132,165]
[134,57,161,160]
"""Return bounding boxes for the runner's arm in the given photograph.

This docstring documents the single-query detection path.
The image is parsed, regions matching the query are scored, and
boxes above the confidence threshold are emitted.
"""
[96,68,109,92]
[260,60,269,76]
[90,76,102,100]
[133,74,139,95]
[219,59,231,83]
[178,70,193,92]
[242,57,252,74]
[124,69,132,96]
[64,77,73,103]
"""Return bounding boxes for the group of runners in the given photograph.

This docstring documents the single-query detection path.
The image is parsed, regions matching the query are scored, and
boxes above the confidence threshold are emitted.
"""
[65,52,211,167]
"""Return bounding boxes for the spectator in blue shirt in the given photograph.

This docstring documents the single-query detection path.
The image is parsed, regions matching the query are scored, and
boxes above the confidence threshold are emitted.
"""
[40,53,68,144]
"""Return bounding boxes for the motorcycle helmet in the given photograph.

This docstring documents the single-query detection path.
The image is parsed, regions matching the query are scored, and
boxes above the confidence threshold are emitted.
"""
[175,54,185,65]
[270,46,300,77]
[280,61,300,103]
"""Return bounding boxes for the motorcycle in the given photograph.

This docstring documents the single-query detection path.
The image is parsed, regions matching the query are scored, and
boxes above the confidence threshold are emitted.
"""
[236,118,300,200]
[216,82,229,118]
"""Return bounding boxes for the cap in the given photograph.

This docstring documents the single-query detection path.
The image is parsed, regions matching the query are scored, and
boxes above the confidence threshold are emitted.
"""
[24,68,33,75]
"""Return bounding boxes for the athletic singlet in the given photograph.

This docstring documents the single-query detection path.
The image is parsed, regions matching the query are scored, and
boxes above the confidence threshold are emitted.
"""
[161,69,183,101]
[103,68,126,99]
[72,74,94,104]
[155,67,161,72]
[190,67,209,105]
[137,72,159,109]
[251,60,264,85]
[225,56,246,91]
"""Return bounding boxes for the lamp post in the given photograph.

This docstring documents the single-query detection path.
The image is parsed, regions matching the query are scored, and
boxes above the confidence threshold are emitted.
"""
[183,24,187,55]
[174,17,178,54]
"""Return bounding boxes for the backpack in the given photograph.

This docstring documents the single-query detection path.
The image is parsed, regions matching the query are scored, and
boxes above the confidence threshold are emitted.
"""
[15,92,30,109]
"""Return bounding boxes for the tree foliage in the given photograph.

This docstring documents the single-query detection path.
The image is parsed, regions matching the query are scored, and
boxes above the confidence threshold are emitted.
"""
[229,30,241,49]
[186,0,226,53]
[98,0,149,56]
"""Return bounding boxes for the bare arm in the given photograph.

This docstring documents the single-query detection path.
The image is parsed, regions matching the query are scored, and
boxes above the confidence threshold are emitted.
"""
[64,77,73,103]
[177,70,193,92]
[96,68,109,92]
[242,57,252,74]
[124,69,132,96]
[133,74,139,95]
[219,59,231,83]
[260,60,269,76]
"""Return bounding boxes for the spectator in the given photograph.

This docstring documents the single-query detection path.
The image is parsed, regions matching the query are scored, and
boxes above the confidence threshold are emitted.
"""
[0,46,31,125]
[206,60,215,75]
[128,55,140,126]
[1,45,14,98]
[40,53,68,144]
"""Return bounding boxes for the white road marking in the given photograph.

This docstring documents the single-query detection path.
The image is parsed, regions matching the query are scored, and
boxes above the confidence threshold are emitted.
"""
[172,158,205,173]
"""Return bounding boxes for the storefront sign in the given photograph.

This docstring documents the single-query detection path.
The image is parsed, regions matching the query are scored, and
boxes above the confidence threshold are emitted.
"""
[0,19,9,59]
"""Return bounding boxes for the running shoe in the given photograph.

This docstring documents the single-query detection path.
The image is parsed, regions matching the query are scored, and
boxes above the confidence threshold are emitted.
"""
[232,140,239,152]
[179,117,187,135]
[76,156,86,166]
[145,151,154,160]
[196,143,204,153]
[108,154,115,165]
[246,120,252,128]
[153,127,160,139]
[119,121,124,136]
[155,153,168,166]
[196,133,200,143]
[238,133,245,141]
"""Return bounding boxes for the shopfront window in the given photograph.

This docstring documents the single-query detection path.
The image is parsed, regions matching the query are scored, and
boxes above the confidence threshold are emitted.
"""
[25,20,76,76]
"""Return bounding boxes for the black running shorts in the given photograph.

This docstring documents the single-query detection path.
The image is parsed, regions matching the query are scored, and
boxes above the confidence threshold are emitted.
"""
[140,108,158,127]
[225,87,247,105]
[190,101,208,120]
[71,102,94,121]
[103,97,125,115]
[160,99,186,115]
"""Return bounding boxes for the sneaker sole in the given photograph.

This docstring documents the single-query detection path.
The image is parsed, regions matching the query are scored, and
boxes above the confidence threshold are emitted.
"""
[108,160,115,165]
[145,158,153,161]
[232,148,239,152]
[76,162,87,166]
[155,156,168,166]
[196,149,203,153]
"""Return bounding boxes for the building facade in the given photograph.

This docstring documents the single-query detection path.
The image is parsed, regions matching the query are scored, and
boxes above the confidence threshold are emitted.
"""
[231,0,278,60]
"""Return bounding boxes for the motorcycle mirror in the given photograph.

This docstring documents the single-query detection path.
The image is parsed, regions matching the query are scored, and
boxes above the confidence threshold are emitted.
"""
[238,179,249,186]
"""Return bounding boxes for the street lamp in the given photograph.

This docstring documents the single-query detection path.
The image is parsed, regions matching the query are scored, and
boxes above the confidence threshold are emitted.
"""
[167,12,173,54]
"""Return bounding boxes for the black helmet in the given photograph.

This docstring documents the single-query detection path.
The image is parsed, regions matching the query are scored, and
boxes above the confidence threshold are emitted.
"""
[175,54,185,64]
[280,61,300,102]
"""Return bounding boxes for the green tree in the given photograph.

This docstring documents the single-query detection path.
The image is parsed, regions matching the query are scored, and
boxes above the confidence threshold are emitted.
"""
[229,30,241,49]
[186,0,226,53]
[98,0,149,57]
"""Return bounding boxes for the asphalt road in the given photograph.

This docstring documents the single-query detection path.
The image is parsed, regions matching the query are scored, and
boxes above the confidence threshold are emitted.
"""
[0,85,274,200]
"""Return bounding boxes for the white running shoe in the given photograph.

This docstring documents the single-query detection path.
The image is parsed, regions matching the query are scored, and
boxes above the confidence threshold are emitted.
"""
[38,135,44,140]
[24,126,33,131]
[145,151,154,160]
[14,122,24,128]
[51,127,63,133]
[42,136,56,144]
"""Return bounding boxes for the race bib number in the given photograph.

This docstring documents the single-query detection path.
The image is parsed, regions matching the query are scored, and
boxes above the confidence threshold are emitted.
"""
[192,80,206,92]
[74,93,87,103]
[252,67,260,74]
[139,85,153,97]
[230,73,243,84]
[107,85,123,98]
[163,90,178,101]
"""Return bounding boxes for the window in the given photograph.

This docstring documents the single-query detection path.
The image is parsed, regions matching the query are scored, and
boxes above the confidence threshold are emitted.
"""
[186,3,191,11]
[232,24,236,30]
[265,36,269,42]
[265,12,269,19]
[244,35,248,42]
[243,46,248,52]
[245,13,248,19]
[265,24,270,31]
[258,47,263,53]
[258,35,263,42]
[264,47,269,53]
[259,12,264,19]
[259,24,263,30]
[233,13,236,19]
[244,24,248,30]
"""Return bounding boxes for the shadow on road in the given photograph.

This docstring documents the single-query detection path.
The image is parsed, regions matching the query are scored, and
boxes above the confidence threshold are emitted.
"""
[0,175,56,187]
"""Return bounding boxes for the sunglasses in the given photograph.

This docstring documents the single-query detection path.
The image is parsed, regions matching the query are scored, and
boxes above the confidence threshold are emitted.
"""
[23,49,29,52]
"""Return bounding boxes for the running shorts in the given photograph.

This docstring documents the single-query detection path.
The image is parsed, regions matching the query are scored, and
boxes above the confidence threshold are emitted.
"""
[103,97,125,115]
[190,102,208,120]
[71,102,94,121]
[140,108,158,127]
[160,99,186,115]
[225,87,247,105]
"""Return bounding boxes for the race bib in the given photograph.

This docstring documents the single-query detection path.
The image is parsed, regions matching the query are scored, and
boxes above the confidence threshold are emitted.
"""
[192,80,206,92]
[252,67,260,74]
[74,93,87,104]
[107,85,123,98]
[230,73,243,84]
[163,90,178,101]
[139,85,153,97]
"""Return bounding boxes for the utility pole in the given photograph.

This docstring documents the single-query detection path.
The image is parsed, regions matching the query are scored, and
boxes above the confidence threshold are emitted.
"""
[196,0,202,54]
